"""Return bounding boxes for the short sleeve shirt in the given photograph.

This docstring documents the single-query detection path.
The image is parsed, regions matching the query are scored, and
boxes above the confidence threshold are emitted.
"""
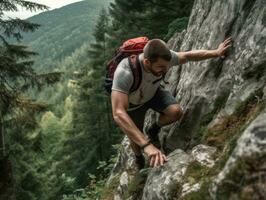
[112,50,179,107]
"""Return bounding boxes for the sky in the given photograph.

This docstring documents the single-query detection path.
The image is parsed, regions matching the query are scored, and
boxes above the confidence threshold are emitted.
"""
[4,0,83,19]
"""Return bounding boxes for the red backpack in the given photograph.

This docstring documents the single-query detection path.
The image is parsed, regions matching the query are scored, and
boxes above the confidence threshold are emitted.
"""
[104,36,149,93]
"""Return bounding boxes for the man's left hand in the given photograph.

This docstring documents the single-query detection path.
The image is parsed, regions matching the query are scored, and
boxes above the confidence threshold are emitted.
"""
[216,37,232,58]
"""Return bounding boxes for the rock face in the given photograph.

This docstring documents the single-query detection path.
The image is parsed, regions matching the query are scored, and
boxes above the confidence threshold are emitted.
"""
[211,108,266,200]
[106,137,137,200]
[106,0,266,199]
[141,149,192,200]
[107,139,217,200]
[142,145,217,200]
[163,0,266,152]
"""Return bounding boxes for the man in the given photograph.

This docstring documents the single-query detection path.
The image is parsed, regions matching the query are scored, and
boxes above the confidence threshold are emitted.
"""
[111,38,232,169]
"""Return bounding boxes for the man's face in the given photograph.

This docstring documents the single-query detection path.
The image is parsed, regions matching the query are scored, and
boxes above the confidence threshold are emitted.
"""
[144,58,170,77]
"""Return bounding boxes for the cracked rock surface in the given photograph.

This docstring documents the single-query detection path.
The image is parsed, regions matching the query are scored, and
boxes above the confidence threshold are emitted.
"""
[106,0,266,199]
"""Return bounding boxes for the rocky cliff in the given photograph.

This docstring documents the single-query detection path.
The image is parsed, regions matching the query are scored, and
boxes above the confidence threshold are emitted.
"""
[104,0,266,199]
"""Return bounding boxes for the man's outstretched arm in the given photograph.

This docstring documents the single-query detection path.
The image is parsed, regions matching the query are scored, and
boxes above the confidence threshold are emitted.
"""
[177,37,232,64]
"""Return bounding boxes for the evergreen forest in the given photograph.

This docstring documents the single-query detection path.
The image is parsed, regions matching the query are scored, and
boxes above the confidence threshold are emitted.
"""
[0,0,194,199]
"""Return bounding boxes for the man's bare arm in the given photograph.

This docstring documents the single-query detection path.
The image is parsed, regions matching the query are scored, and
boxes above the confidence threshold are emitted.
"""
[111,90,168,167]
[177,37,232,64]
[111,90,148,147]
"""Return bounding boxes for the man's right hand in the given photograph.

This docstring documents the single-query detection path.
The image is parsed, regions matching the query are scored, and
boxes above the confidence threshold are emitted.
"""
[143,144,168,167]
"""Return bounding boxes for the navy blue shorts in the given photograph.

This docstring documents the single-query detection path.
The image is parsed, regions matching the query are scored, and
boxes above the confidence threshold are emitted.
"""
[127,85,177,131]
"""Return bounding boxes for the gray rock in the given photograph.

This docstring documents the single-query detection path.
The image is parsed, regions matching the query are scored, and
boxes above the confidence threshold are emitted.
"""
[211,108,266,199]
[181,182,201,198]
[263,85,266,100]
[116,171,129,198]
[191,144,217,167]
[108,0,266,199]
[159,0,266,152]
[141,144,216,200]
[106,136,137,199]
[141,149,192,200]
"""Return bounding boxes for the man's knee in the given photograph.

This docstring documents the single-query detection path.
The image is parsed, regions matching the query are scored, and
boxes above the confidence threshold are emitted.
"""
[164,104,183,121]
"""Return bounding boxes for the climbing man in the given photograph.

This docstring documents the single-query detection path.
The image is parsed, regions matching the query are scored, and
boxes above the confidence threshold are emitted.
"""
[111,37,232,169]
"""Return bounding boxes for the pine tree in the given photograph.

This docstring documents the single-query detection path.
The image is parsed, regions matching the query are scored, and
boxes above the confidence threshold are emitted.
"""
[54,9,121,189]
[0,1,61,199]
[108,0,194,46]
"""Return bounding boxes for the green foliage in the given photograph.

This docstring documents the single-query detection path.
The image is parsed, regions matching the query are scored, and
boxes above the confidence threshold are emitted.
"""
[193,88,264,149]
[40,111,63,155]
[165,17,189,40]
[100,174,121,200]
[42,9,122,197]
[242,59,266,80]
[19,0,112,73]
[123,168,150,199]
[215,153,266,200]
[200,89,231,127]
[6,127,49,200]
[107,0,194,52]
[191,89,231,146]
[93,8,109,42]
[62,152,119,200]
[177,90,266,199]
[59,7,120,187]
[1,0,197,199]
[233,87,264,118]
[184,161,210,182]
[179,180,212,200]
[168,181,182,199]
[200,89,266,149]
[0,1,62,199]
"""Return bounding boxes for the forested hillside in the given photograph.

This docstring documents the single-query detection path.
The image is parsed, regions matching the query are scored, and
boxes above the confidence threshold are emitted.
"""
[0,0,195,199]
[22,0,112,73]
[60,0,195,199]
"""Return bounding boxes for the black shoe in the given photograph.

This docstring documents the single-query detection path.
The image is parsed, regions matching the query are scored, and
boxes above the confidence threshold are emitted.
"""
[144,122,161,149]
[135,154,145,170]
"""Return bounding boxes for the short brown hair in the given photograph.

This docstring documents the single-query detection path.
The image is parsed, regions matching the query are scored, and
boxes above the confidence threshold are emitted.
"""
[143,39,172,63]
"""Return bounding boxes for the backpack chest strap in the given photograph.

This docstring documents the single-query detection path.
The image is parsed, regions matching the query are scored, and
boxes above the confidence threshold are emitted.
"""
[128,55,142,93]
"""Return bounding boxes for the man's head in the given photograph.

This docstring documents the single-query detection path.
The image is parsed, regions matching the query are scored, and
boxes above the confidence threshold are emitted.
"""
[143,39,172,77]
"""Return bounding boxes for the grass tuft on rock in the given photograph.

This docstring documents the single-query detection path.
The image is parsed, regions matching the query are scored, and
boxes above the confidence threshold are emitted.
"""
[216,153,266,200]
[178,87,266,199]
[100,174,121,200]
[123,168,150,199]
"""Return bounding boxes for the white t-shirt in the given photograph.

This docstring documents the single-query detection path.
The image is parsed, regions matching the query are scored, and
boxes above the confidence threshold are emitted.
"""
[112,50,179,109]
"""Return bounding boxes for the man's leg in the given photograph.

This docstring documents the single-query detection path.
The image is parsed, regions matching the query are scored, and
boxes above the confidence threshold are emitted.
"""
[158,104,183,126]
[145,86,183,145]
[127,103,184,154]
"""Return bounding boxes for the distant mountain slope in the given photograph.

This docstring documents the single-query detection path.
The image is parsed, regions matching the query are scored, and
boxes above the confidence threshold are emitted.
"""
[21,0,111,72]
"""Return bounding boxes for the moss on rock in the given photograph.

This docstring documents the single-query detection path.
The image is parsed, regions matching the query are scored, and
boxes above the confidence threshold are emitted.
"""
[101,173,121,200]
[123,168,150,199]
[216,153,266,200]
[178,88,266,200]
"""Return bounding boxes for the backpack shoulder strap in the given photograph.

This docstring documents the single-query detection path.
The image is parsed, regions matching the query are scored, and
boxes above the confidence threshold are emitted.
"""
[128,55,142,92]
